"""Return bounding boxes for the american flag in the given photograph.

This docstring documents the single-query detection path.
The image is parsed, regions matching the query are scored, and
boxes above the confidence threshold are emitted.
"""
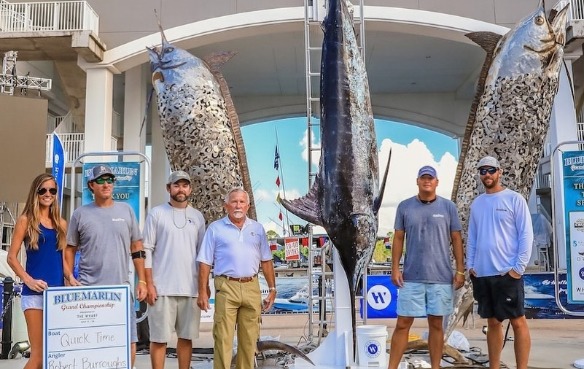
[274,146,280,170]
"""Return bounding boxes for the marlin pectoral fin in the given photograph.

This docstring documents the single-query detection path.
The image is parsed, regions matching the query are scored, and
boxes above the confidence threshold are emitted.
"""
[373,148,392,215]
[279,180,323,226]
[465,32,502,55]
[255,340,315,366]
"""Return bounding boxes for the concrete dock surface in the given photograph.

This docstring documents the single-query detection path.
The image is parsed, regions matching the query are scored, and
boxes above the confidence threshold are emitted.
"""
[2,315,583,369]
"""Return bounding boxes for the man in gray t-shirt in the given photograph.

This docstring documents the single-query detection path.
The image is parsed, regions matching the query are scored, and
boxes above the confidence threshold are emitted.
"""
[65,164,147,368]
[387,165,464,369]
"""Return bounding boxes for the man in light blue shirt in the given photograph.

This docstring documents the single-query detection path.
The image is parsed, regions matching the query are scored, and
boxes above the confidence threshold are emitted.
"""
[467,156,534,369]
[197,188,276,369]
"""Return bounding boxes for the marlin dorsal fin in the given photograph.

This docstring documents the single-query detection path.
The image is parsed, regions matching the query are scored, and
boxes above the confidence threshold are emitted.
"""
[373,148,391,215]
[279,179,323,226]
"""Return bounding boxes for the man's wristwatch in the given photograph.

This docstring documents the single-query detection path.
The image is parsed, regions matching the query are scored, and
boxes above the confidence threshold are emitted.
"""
[268,287,277,293]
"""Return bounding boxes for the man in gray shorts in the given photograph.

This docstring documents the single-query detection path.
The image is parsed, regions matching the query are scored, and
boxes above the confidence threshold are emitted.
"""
[65,164,147,367]
[143,171,206,369]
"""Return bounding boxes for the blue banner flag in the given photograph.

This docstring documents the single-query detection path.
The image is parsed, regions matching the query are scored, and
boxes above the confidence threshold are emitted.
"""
[51,133,65,212]
[274,146,280,170]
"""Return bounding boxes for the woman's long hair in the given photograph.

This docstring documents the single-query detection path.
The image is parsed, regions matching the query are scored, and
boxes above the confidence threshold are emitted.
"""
[21,173,66,250]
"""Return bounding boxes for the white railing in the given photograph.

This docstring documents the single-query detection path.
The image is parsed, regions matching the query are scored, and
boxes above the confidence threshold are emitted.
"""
[572,0,584,20]
[0,1,98,35]
[535,171,551,189]
[46,133,118,167]
[577,121,584,151]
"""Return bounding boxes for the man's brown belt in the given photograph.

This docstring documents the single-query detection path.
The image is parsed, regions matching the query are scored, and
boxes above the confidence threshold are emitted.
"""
[219,275,255,282]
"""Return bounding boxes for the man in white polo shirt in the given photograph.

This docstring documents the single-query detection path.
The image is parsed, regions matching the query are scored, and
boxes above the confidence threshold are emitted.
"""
[197,187,276,369]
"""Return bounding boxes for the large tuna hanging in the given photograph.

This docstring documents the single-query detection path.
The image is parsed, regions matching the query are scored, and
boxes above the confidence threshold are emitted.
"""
[147,32,256,223]
[446,1,569,339]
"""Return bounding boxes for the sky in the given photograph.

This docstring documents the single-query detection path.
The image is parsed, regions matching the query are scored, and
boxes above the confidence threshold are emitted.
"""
[241,117,460,236]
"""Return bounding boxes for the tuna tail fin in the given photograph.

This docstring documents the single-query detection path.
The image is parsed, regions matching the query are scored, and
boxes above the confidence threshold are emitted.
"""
[373,148,392,214]
[279,179,323,226]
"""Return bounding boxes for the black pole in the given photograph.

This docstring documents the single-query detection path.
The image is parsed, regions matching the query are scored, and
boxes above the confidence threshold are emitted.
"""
[317,275,327,333]
[0,277,14,360]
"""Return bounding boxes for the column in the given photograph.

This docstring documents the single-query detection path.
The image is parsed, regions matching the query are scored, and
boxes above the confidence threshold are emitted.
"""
[123,65,148,224]
[84,67,114,153]
[150,100,170,208]
[123,65,147,152]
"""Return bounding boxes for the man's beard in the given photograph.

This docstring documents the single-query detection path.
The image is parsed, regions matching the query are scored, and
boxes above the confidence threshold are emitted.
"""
[171,193,188,203]
[481,178,497,189]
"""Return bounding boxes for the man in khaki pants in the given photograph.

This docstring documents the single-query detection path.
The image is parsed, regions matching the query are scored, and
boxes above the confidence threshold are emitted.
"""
[197,188,277,369]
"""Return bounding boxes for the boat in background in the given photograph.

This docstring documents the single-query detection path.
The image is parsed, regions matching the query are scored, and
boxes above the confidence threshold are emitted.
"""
[272,284,333,312]
[259,274,333,312]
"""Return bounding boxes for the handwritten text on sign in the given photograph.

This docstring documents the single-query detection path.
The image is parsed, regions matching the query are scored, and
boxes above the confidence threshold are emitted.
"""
[43,285,131,369]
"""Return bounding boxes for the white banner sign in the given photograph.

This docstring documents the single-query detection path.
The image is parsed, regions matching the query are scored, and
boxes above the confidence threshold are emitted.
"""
[43,285,131,369]
[568,212,584,302]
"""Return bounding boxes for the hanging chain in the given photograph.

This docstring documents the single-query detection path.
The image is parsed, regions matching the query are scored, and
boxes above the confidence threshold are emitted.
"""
[0,290,16,321]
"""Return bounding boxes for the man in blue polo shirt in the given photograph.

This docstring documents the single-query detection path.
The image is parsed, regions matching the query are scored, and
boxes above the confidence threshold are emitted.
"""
[197,187,276,369]
[388,165,464,369]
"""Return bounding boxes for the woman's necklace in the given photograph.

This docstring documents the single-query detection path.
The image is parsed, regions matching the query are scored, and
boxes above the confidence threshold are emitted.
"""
[170,203,187,229]
[39,216,53,228]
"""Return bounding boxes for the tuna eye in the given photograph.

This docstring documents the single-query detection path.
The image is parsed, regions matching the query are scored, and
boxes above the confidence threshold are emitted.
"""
[535,16,545,25]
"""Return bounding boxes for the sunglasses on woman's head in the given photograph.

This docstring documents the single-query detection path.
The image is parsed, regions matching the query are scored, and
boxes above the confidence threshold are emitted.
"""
[93,177,115,185]
[479,167,498,175]
[37,188,57,195]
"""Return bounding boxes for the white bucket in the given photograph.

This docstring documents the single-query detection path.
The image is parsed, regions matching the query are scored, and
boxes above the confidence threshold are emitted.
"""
[356,325,388,367]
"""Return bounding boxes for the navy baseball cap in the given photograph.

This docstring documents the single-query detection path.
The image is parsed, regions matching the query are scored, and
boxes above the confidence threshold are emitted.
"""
[89,164,115,181]
[417,165,437,178]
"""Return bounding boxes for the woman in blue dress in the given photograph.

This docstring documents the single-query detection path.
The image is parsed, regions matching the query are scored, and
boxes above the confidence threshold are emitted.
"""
[7,173,68,369]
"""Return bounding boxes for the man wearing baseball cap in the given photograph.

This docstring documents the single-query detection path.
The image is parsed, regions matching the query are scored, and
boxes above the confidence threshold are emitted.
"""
[65,164,147,367]
[143,170,206,369]
[467,156,533,369]
[388,165,464,369]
